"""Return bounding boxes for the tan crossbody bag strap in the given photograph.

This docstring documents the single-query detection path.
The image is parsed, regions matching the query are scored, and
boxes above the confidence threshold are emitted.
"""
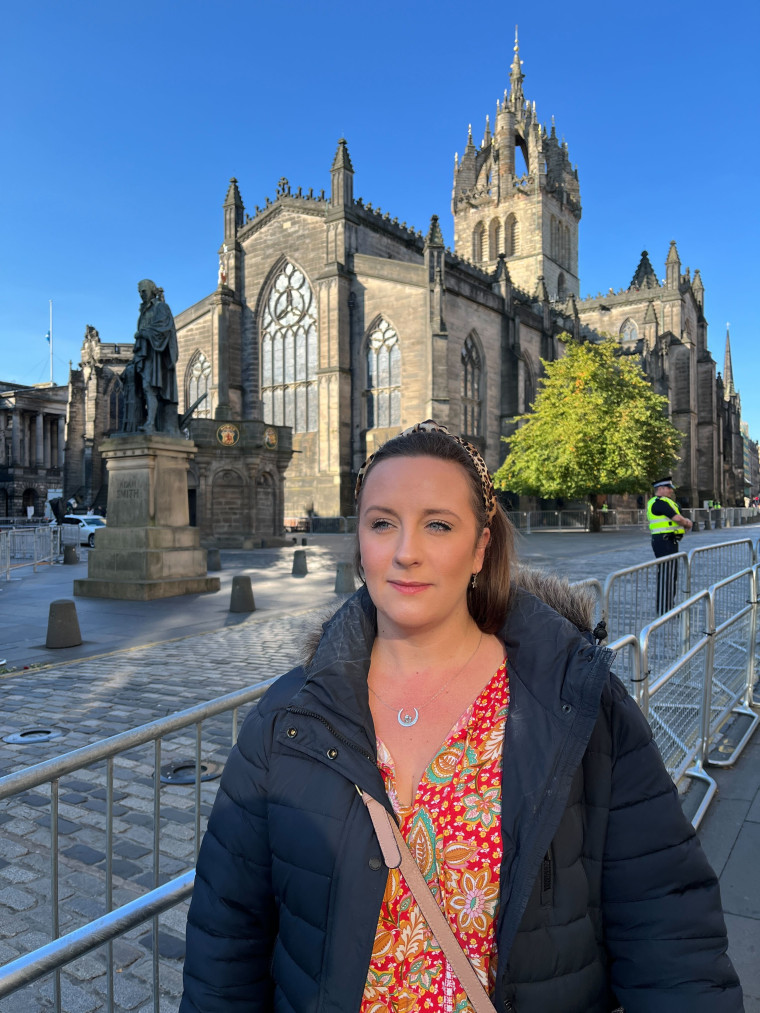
[361,791,498,1013]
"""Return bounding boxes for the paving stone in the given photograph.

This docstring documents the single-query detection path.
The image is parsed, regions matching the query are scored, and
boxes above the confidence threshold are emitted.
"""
[0,886,36,911]
[62,844,107,865]
[34,814,82,834]
[81,797,128,817]
[60,792,88,804]
[90,787,129,802]
[138,928,186,960]
[39,975,101,1012]
[108,858,143,880]
[90,971,152,1009]
[61,779,97,793]
[160,807,194,825]
[69,895,107,920]
[0,865,39,885]
[66,953,108,982]
[113,840,152,860]
[112,938,144,969]
[719,820,760,919]
[17,791,50,807]
[133,871,174,890]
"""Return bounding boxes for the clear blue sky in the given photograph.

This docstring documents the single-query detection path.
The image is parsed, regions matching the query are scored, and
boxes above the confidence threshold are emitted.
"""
[3,1,759,439]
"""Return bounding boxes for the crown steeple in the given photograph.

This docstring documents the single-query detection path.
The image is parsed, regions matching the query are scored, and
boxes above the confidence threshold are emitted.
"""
[451,30,581,300]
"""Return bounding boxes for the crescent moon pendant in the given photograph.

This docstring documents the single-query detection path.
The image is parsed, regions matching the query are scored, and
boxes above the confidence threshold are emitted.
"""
[398,708,419,727]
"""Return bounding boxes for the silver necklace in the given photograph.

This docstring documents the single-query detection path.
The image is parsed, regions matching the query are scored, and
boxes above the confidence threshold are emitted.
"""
[369,632,483,728]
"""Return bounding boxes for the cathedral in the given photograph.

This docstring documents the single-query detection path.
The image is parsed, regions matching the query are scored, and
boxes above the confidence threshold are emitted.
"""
[57,36,745,541]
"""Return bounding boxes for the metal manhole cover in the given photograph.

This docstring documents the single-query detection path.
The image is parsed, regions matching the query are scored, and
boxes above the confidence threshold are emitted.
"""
[3,727,65,744]
[159,759,222,785]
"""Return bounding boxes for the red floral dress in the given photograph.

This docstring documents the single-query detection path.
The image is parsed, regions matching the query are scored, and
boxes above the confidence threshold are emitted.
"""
[361,660,509,1013]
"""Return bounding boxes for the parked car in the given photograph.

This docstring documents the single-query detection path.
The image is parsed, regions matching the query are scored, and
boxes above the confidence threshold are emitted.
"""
[61,514,107,547]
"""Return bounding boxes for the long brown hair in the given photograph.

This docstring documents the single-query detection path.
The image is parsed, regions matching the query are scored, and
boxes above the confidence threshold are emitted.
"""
[355,429,514,634]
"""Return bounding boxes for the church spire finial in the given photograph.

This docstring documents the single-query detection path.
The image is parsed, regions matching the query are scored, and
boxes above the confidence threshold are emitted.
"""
[724,325,736,398]
[508,25,525,110]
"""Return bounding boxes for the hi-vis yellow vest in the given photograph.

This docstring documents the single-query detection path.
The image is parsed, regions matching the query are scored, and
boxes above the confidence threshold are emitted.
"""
[646,495,682,534]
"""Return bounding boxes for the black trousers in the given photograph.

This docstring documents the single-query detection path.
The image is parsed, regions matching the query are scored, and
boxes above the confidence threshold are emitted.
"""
[651,534,680,614]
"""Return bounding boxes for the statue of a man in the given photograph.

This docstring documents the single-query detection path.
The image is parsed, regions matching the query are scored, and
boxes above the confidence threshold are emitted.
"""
[133,279,179,435]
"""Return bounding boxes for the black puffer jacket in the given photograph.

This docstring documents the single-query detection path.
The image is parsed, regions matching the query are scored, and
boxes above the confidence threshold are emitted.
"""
[181,580,742,1013]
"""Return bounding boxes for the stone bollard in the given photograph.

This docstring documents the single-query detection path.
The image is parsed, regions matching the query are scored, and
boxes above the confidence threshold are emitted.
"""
[292,549,308,577]
[206,548,221,571]
[229,576,255,613]
[301,537,308,546]
[46,599,83,649]
[63,545,79,565]
[334,562,356,594]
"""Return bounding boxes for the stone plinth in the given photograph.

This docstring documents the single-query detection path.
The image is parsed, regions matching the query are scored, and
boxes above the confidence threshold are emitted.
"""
[74,434,220,600]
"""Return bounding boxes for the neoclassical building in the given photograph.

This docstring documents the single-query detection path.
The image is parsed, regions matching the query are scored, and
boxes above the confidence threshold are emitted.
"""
[0,381,68,519]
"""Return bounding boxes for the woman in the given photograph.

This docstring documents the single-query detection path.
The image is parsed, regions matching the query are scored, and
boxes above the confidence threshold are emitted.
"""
[181,421,742,1013]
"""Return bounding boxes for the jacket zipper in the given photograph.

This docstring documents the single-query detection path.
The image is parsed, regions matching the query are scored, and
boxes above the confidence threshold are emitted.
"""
[540,849,553,906]
[286,706,375,763]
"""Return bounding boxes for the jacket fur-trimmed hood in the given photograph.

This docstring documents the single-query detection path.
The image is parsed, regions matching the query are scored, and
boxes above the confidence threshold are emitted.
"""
[302,566,598,667]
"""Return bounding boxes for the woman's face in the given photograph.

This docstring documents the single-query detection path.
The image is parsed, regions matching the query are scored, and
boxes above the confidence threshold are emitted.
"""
[358,455,489,637]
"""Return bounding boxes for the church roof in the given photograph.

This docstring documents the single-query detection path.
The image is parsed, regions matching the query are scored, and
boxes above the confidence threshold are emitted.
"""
[629,250,660,290]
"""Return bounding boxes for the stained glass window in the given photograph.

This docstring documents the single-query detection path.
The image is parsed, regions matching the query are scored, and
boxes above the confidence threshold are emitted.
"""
[187,351,212,418]
[261,261,318,433]
[366,320,401,429]
[461,334,482,436]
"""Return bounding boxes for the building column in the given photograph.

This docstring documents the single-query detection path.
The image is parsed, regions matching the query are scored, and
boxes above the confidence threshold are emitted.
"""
[58,417,65,468]
[43,416,52,468]
[12,411,21,465]
[35,413,44,467]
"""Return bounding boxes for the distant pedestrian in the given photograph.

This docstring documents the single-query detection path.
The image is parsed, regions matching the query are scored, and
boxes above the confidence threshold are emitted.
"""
[647,476,692,613]
[181,425,741,1013]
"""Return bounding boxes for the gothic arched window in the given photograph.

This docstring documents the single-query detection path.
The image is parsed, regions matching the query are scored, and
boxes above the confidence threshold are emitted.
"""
[550,217,558,260]
[186,351,212,418]
[461,333,482,437]
[108,378,125,433]
[472,222,486,263]
[557,273,567,301]
[366,319,401,429]
[505,214,520,256]
[620,318,639,343]
[488,219,502,260]
[261,261,318,432]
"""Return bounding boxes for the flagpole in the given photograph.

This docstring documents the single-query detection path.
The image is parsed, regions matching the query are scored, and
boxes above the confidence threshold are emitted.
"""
[49,299,53,385]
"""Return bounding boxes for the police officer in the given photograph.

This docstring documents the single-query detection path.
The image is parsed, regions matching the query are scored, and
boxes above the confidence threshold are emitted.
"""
[647,477,692,612]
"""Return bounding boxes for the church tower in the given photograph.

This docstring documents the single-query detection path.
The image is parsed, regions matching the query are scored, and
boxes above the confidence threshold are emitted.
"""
[451,31,581,300]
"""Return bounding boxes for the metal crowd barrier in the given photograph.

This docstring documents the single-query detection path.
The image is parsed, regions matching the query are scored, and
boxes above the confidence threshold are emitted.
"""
[0,679,275,1012]
[1,542,759,1007]
[1,526,61,580]
[607,564,759,829]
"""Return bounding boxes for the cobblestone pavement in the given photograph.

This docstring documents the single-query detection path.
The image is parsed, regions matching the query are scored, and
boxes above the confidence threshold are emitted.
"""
[1,527,759,1011]
[0,602,336,1012]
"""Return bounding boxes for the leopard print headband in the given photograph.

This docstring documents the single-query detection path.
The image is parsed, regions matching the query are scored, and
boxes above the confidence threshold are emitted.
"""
[354,419,498,525]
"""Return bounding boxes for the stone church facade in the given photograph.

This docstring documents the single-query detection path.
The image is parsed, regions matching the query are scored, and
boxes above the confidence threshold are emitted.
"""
[577,247,743,506]
[58,37,745,536]
[173,40,589,522]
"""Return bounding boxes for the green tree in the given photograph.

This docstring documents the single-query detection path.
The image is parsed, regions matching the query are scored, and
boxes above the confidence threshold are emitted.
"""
[493,335,682,531]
